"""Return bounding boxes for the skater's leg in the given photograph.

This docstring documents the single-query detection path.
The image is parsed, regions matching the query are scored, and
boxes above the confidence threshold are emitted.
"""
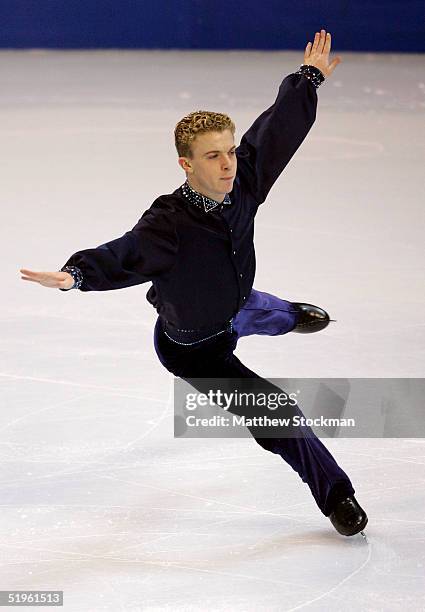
[232,288,332,338]
[154,317,354,516]
[232,288,299,338]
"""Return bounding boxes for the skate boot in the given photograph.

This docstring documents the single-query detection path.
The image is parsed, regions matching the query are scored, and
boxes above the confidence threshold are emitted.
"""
[291,302,334,334]
[329,495,368,536]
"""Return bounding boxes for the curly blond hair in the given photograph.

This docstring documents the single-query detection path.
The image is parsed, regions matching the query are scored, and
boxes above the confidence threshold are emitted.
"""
[175,110,235,159]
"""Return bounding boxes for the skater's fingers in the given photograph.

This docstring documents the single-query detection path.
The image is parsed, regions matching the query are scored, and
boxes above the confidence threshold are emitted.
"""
[318,29,327,54]
[19,268,39,276]
[19,269,52,282]
[305,41,312,59]
[20,276,40,283]
[311,31,320,53]
[20,269,43,281]
[324,32,332,54]
[327,57,342,75]
[19,269,71,288]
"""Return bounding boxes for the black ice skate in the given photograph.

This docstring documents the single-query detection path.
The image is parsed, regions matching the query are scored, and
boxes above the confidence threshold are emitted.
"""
[329,495,368,536]
[291,302,335,334]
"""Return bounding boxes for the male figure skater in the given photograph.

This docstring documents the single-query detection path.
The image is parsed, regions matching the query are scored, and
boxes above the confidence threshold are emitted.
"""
[20,30,368,536]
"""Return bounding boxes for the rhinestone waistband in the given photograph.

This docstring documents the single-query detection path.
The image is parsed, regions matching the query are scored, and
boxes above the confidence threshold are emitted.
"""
[162,318,233,345]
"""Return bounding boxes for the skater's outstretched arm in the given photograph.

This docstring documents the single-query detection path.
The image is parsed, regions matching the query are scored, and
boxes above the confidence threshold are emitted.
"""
[236,29,341,205]
[20,206,179,292]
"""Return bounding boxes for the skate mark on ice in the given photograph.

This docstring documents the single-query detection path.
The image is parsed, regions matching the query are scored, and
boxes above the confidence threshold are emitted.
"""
[286,537,372,611]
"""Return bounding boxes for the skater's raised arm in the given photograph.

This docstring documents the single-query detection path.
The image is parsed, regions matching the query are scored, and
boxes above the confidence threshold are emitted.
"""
[236,29,341,205]
[20,205,179,292]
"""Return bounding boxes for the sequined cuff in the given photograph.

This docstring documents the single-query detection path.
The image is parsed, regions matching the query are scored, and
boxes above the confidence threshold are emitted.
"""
[295,64,325,89]
[58,265,84,291]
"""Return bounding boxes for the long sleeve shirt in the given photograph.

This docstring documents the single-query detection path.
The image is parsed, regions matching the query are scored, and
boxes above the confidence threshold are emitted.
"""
[60,69,319,336]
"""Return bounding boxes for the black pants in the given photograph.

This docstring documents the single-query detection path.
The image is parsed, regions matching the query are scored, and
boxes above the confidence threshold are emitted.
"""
[153,314,355,516]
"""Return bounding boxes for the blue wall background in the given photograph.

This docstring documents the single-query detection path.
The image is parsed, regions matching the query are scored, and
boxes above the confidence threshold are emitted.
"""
[1,1,424,52]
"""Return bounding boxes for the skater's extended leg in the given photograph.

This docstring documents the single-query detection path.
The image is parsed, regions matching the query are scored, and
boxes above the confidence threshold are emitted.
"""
[232,288,333,338]
[154,316,354,517]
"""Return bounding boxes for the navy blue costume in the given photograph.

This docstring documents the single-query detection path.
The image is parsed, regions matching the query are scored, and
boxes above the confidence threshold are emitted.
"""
[61,68,355,516]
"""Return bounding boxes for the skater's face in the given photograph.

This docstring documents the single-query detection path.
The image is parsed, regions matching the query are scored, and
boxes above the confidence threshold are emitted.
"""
[178,129,237,202]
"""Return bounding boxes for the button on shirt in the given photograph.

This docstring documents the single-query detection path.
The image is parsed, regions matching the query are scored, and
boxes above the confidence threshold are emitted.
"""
[60,71,318,333]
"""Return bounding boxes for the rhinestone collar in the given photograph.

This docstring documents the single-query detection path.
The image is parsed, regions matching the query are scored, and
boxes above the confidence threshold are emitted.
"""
[181,179,232,213]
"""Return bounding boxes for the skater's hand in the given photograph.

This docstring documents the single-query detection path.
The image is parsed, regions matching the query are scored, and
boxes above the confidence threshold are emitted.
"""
[304,29,341,77]
[19,268,74,289]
